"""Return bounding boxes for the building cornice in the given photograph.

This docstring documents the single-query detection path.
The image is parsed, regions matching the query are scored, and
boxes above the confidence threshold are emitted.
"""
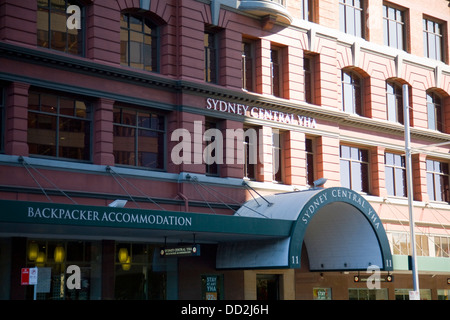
[1,41,450,145]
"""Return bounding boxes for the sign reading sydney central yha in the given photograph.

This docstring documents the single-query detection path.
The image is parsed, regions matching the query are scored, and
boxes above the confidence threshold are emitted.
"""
[206,98,317,128]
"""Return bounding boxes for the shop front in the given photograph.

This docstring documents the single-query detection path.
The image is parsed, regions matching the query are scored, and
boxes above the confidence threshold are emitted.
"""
[0,186,393,300]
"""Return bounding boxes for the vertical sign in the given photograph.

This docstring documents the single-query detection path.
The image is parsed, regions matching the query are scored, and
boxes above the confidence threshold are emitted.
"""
[201,274,223,300]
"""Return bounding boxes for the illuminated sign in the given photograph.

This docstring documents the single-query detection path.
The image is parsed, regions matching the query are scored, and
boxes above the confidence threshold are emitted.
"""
[160,244,200,257]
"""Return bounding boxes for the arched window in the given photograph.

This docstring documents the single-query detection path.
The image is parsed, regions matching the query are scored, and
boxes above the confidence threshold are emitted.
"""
[120,13,159,72]
[37,0,84,56]
[341,70,362,115]
[426,90,443,132]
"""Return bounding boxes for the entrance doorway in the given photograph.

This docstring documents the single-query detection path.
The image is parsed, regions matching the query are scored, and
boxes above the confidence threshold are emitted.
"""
[257,274,280,300]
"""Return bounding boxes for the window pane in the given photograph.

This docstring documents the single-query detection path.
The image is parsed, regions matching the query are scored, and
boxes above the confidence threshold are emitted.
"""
[114,126,136,166]
[340,160,351,188]
[28,113,57,157]
[427,172,435,200]
[59,117,90,160]
[385,166,395,196]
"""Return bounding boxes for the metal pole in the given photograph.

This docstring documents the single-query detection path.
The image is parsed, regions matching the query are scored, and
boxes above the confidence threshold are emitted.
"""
[402,84,420,299]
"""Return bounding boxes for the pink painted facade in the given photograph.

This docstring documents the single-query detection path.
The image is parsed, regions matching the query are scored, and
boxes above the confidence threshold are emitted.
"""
[0,0,449,300]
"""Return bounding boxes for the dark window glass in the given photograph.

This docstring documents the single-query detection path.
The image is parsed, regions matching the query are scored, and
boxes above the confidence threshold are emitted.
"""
[0,87,4,152]
[304,56,313,104]
[28,92,91,161]
[204,30,218,83]
[426,159,449,202]
[37,0,84,55]
[340,145,369,193]
[242,41,254,91]
[306,138,315,186]
[271,48,281,98]
[243,127,258,180]
[113,106,165,169]
[120,13,159,72]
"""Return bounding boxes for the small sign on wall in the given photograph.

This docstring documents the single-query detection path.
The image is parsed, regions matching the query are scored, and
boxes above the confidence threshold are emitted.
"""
[21,267,38,285]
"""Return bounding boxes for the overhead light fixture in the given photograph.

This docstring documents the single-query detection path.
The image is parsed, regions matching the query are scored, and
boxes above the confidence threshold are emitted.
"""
[108,199,128,208]
[28,242,39,261]
[118,248,129,264]
[54,245,65,263]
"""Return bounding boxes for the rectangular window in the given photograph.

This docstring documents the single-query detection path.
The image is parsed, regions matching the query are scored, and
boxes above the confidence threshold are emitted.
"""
[423,18,444,61]
[272,130,284,183]
[37,0,84,56]
[205,119,219,176]
[383,5,405,50]
[243,126,258,180]
[426,159,449,202]
[28,92,91,161]
[340,145,369,193]
[120,13,159,72]
[342,70,363,115]
[391,232,430,256]
[204,30,218,83]
[426,91,443,132]
[242,41,254,92]
[385,152,406,197]
[304,55,314,104]
[301,0,313,21]
[306,138,315,186]
[270,48,282,98]
[349,288,388,300]
[395,289,432,300]
[434,236,450,258]
[339,0,364,38]
[0,87,4,153]
[113,106,165,169]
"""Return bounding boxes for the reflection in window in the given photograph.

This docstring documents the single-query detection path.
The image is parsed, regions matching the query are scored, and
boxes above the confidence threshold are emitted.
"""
[426,159,449,202]
[340,145,369,193]
[349,288,388,300]
[115,243,167,300]
[385,153,406,197]
[386,81,404,124]
[26,239,98,300]
[242,41,254,92]
[28,91,91,161]
[395,289,432,300]
[113,105,165,169]
[383,5,405,50]
[423,18,443,61]
[339,0,364,38]
[205,30,218,83]
[426,91,443,132]
[120,13,159,71]
[37,0,84,55]
[434,236,450,258]
[342,70,362,115]
[306,138,315,186]
[0,87,4,152]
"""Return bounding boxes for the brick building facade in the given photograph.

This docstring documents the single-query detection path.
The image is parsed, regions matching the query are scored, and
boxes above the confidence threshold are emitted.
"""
[0,0,449,300]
